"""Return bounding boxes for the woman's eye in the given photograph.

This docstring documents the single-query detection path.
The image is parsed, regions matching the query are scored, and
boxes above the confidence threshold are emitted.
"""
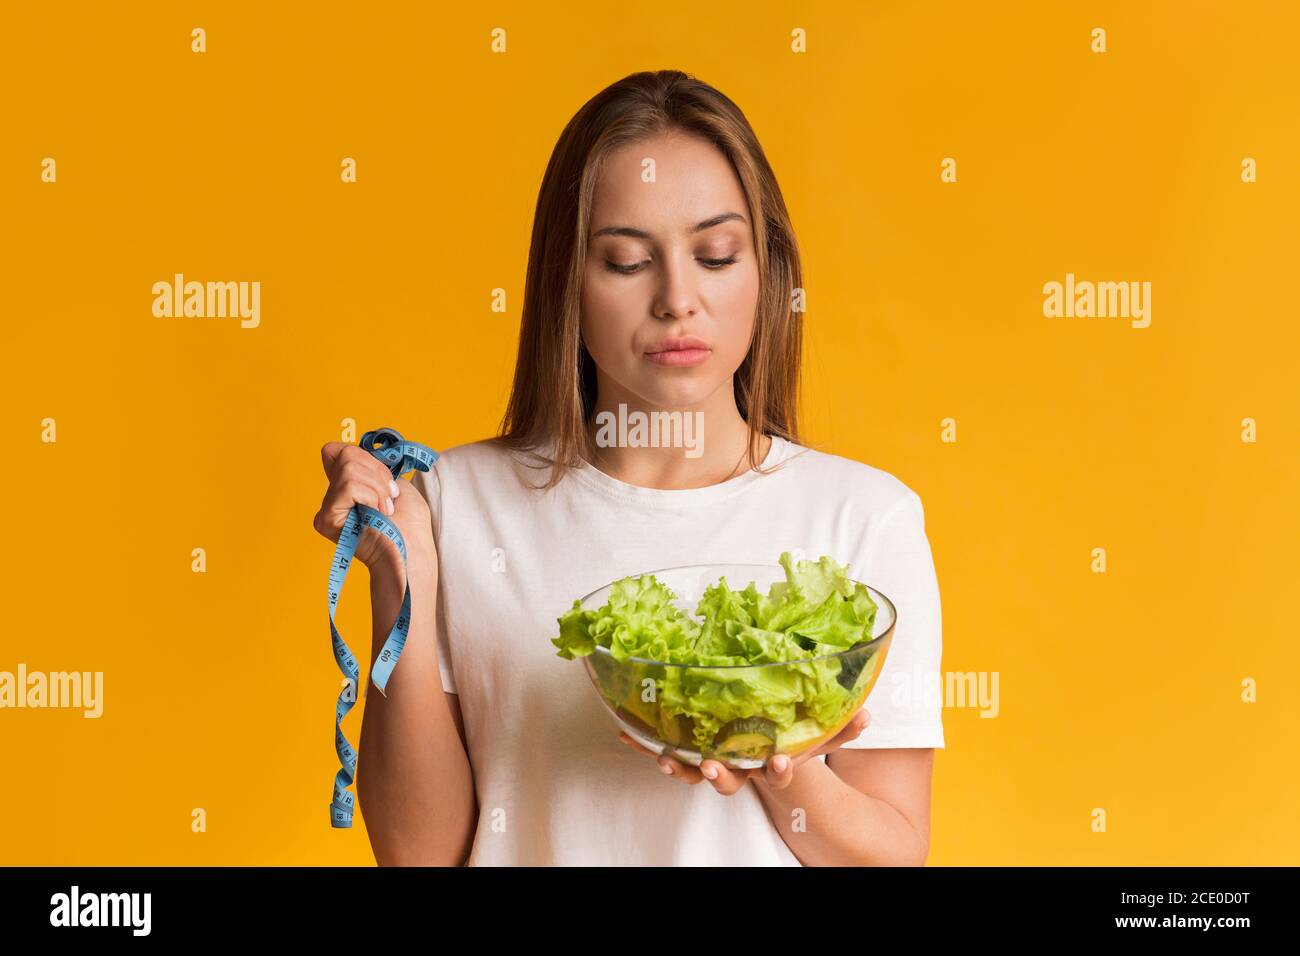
[602,255,738,275]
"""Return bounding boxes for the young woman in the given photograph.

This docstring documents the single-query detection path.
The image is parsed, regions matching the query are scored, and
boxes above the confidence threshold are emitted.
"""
[314,70,945,866]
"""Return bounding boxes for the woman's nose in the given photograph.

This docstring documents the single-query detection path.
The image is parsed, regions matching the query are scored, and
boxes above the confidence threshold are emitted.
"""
[652,251,701,320]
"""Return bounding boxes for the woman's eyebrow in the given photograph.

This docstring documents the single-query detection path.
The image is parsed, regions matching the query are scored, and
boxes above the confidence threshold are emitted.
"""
[590,211,747,240]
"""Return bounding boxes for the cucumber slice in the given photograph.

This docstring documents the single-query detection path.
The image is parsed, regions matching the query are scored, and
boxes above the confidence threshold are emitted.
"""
[835,643,875,691]
[614,706,656,738]
[712,716,778,758]
[619,691,660,730]
[657,711,694,747]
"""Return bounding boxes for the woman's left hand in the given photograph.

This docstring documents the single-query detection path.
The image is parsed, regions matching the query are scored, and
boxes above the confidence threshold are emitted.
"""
[618,707,871,794]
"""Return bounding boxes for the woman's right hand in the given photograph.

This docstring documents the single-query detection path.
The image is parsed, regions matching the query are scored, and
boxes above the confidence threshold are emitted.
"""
[313,441,436,575]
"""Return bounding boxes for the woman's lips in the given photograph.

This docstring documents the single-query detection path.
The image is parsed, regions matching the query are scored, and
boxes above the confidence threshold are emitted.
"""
[645,347,711,367]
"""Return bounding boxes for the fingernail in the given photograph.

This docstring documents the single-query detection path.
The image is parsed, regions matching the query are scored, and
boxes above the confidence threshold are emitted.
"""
[702,765,717,779]
[773,755,789,772]
[659,762,674,775]
[389,479,401,498]
[384,497,394,515]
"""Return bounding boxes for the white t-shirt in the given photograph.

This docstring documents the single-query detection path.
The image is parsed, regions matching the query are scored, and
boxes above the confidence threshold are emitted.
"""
[409,433,945,866]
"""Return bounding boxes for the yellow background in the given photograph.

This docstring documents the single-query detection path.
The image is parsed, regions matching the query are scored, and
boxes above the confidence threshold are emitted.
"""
[2,1,1296,865]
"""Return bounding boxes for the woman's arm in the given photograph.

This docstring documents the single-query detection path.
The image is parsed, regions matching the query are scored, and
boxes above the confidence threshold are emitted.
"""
[356,549,477,866]
[750,748,933,866]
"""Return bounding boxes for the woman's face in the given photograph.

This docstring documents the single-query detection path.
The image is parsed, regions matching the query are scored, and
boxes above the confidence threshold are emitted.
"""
[580,129,760,412]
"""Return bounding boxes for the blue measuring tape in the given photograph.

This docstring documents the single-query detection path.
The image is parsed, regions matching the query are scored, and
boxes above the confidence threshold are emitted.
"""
[327,427,438,828]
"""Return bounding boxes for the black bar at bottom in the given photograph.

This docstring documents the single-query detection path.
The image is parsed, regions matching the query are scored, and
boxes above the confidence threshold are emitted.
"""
[0,866,1285,940]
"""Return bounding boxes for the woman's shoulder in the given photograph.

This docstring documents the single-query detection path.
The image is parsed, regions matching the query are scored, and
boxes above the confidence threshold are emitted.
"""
[779,437,920,516]
[432,436,512,469]
[409,436,552,524]
[434,435,553,470]
[426,435,556,492]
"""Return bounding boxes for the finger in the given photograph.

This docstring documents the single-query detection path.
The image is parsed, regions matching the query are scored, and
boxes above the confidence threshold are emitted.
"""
[346,444,404,495]
[615,733,704,783]
[763,753,795,789]
[699,759,749,795]
[320,441,347,475]
[617,731,658,758]
[317,446,396,524]
[334,458,396,514]
[822,707,872,752]
[330,444,402,497]
[322,473,387,527]
[313,469,390,542]
[661,756,704,784]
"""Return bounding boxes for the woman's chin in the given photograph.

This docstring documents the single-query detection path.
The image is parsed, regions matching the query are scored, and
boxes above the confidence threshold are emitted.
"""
[635,382,719,410]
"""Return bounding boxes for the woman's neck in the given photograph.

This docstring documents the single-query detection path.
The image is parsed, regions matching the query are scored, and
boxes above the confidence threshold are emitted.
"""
[581,382,771,490]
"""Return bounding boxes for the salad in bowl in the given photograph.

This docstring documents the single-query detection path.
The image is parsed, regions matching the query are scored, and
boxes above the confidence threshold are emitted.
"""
[552,552,895,769]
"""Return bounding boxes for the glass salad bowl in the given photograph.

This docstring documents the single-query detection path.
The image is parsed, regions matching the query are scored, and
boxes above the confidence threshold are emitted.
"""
[574,563,897,770]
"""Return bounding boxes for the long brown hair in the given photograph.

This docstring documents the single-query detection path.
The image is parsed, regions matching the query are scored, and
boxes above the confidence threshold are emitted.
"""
[495,69,805,490]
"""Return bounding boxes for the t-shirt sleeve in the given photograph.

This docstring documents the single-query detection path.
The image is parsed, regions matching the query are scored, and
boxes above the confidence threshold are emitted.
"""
[836,490,945,749]
[410,460,458,695]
